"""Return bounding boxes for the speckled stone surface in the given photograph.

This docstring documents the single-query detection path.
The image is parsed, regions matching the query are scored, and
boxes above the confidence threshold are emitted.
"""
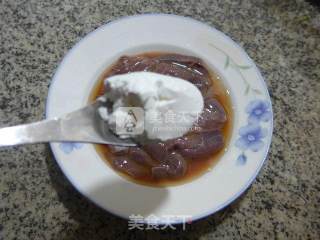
[0,0,319,239]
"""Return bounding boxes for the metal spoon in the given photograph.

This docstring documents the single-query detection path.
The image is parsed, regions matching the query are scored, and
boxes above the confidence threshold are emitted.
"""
[0,100,137,147]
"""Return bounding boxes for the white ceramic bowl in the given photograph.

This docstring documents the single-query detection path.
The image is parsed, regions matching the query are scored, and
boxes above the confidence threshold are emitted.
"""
[46,14,273,224]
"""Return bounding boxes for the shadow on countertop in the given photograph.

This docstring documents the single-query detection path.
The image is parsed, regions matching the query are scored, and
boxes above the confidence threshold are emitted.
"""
[44,145,248,240]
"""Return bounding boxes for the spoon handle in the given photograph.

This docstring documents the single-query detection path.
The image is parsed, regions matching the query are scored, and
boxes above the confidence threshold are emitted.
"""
[0,119,61,147]
[0,102,136,147]
[0,118,118,146]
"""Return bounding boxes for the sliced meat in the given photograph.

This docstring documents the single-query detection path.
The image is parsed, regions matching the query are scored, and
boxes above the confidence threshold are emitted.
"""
[155,53,211,87]
[194,98,227,132]
[150,62,211,94]
[151,152,187,179]
[106,56,138,76]
[155,53,203,65]
[165,152,187,177]
[128,147,158,167]
[112,156,149,177]
[151,164,170,179]
[142,141,170,162]
[107,56,158,76]
[174,131,224,159]
[130,58,158,72]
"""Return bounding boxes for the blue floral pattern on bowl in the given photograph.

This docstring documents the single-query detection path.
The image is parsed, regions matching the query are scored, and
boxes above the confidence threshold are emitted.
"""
[246,100,272,123]
[236,154,247,166]
[236,99,271,166]
[235,124,267,152]
[59,142,83,154]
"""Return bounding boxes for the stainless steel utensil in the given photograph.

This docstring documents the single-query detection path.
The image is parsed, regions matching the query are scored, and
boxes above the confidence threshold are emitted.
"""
[0,101,136,147]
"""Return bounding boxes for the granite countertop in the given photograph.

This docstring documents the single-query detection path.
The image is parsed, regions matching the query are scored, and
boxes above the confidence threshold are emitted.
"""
[0,0,319,239]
